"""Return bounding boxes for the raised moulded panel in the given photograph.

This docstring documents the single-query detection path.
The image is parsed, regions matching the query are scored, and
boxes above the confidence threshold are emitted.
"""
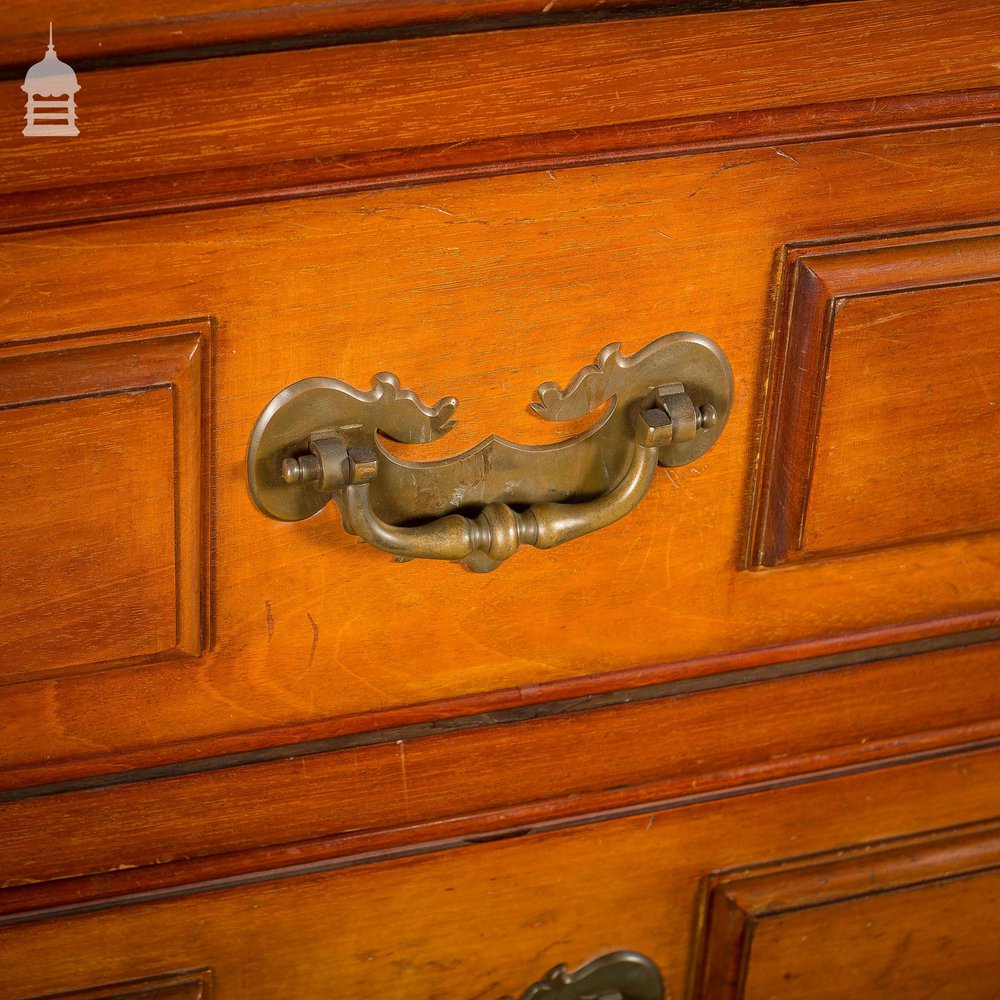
[749,226,1000,567]
[31,968,213,999]
[691,820,1000,999]
[0,320,212,684]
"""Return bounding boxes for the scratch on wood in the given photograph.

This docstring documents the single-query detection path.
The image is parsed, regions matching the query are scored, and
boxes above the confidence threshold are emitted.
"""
[417,204,455,217]
[773,146,799,164]
[306,611,319,670]
[397,739,410,809]
[663,468,695,501]
[651,228,674,240]
[688,159,756,197]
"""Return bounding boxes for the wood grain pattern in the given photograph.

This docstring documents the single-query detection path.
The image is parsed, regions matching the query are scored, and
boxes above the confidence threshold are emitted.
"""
[2,125,999,780]
[29,969,213,1000]
[0,1,792,72]
[807,283,1000,554]
[0,746,997,999]
[0,322,212,683]
[693,822,1000,998]
[0,395,176,679]
[6,89,1000,238]
[1,639,997,905]
[749,228,1000,566]
[1,3,999,994]
[1,0,999,215]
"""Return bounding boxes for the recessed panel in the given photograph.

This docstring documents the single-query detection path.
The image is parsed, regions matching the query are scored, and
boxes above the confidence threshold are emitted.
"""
[750,228,1000,566]
[805,282,1000,555]
[0,322,211,684]
[693,822,1000,999]
[0,392,176,678]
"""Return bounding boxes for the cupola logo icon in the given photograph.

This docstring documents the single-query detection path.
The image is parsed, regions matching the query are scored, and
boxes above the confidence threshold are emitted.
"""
[22,24,80,136]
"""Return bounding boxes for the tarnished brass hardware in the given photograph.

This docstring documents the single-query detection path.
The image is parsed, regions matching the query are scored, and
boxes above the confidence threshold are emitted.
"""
[500,950,664,1000]
[246,332,732,571]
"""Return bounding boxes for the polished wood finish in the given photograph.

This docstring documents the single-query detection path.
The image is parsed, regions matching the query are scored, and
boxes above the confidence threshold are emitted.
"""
[694,821,1000,998]
[0,322,211,683]
[2,1,999,996]
[3,1,1000,217]
[3,124,1000,777]
[750,228,1000,566]
[2,640,997,898]
[30,970,213,1000]
[0,0,716,71]
[0,394,176,679]
[1,747,997,1000]
[7,89,1000,239]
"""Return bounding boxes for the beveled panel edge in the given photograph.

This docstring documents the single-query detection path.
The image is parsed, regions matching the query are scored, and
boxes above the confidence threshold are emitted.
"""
[2,88,1000,237]
[30,967,214,1000]
[746,224,1000,569]
[0,318,215,685]
[688,817,1000,999]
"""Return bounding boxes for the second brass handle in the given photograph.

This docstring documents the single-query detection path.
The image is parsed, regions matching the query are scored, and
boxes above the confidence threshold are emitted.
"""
[247,332,732,572]
[501,949,664,1000]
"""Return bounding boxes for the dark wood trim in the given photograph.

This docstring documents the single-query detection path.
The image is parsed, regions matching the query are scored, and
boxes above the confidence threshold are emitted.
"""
[2,618,998,796]
[0,0,863,77]
[3,89,1000,236]
[30,968,214,1000]
[1,740,997,929]
[1,639,998,900]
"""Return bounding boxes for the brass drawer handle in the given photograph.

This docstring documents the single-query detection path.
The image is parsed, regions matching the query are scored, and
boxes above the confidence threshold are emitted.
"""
[501,950,664,1000]
[247,332,732,572]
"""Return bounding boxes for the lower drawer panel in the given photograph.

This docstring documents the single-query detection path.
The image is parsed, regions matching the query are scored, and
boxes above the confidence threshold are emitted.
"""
[697,824,1000,999]
[2,746,997,1000]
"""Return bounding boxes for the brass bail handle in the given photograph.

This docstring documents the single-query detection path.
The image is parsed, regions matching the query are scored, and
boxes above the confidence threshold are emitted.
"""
[500,949,664,1000]
[246,332,733,572]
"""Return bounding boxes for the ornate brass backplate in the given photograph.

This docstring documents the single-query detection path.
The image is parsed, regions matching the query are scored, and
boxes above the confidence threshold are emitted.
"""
[246,332,732,571]
[500,950,664,1000]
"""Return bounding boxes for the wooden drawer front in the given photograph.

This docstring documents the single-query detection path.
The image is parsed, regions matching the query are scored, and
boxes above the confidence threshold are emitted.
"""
[0,323,210,683]
[3,124,1000,777]
[750,229,1000,566]
[0,748,996,1000]
[694,824,1000,999]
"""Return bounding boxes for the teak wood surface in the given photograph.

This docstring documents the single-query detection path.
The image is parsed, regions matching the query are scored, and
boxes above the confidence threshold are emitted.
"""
[0,322,211,681]
[2,124,999,780]
[1,640,997,907]
[2,746,998,999]
[1,1,999,996]
[749,229,1000,566]
[694,820,1000,998]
